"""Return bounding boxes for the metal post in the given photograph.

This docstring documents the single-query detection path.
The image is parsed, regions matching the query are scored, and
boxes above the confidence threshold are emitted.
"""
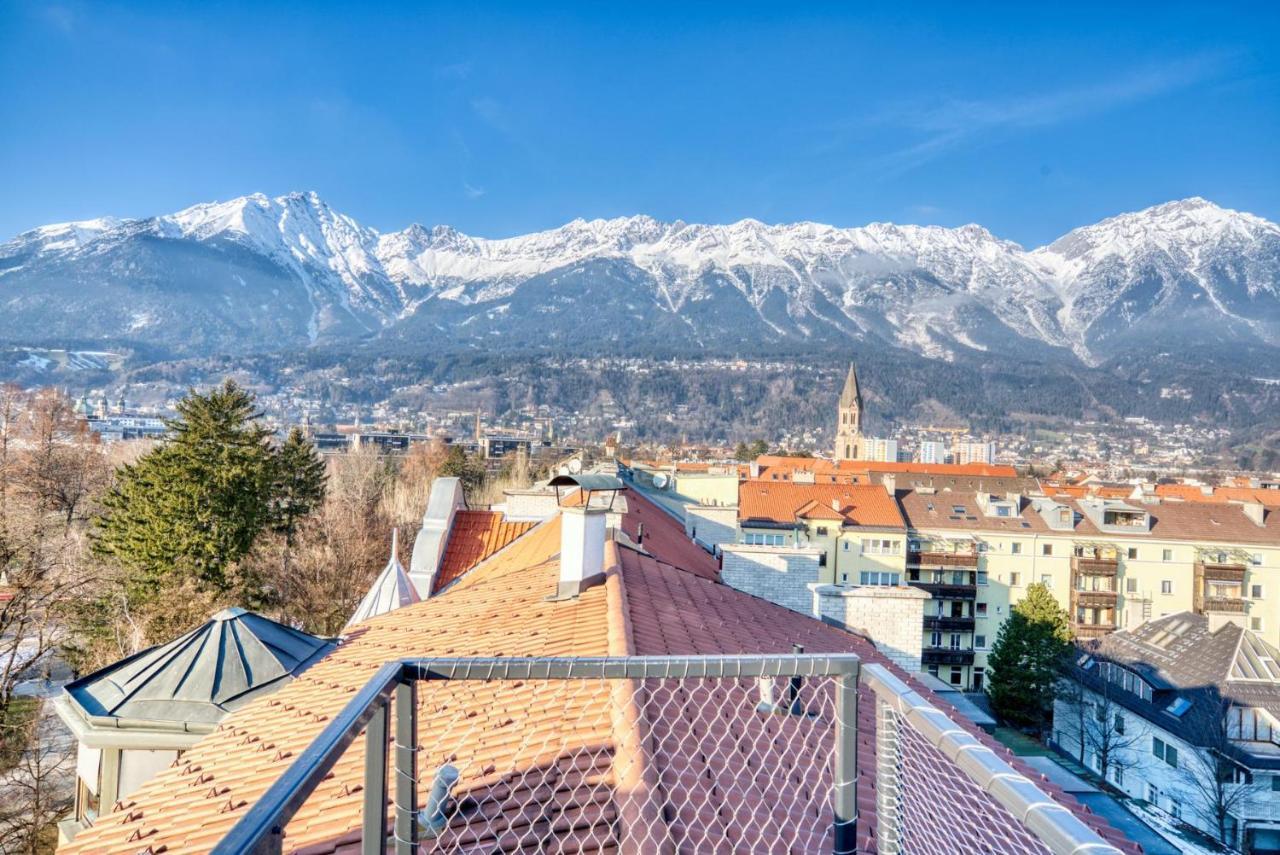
[362,697,391,855]
[875,696,903,855]
[394,680,418,854]
[832,669,858,855]
[788,643,805,714]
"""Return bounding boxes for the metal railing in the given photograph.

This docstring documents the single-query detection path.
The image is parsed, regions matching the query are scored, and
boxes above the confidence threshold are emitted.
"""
[210,654,860,855]
[210,655,1124,855]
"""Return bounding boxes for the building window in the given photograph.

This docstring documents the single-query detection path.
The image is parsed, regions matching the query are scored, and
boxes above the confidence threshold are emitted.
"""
[861,538,901,555]
[1127,547,1138,560]
[1147,784,1159,804]
[1272,775,1280,792]
[1042,544,1053,557]
[975,634,987,649]
[930,631,942,647]
[976,602,988,616]
[972,667,985,691]
[744,532,786,546]
[1251,617,1264,632]
[1113,766,1124,786]
[1126,577,1138,593]
[949,667,963,685]
[1115,713,1125,735]
[1040,574,1053,586]
[1161,580,1173,595]
[1162,549,1173,562]
[1011,542,1022,555]
[859,571,901,586]
[1152,737,1178,768]
[1251,553,1263,566]
[1252,584,1264,599]
[977,571,988,585]
[842,541,850,551]
[949,633,962,650]
[1010,572,1021,586]
[816,526,829,536]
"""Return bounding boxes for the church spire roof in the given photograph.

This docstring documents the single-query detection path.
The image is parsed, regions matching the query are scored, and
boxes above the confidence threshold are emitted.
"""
[839,363,861,408]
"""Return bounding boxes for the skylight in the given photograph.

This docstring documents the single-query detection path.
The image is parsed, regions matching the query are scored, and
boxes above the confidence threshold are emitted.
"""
[1166,697,1191,717]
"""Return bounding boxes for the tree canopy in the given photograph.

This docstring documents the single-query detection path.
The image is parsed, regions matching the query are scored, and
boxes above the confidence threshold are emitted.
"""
[986,582,1072,733]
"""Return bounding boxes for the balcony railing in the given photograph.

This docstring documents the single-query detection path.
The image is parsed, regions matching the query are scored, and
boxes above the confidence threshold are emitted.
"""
[921,647,976,666]
[910,582,978,600]
[1072,623,1117,640]
[1201,596,1247,614]
[1071,556,1119,576]
[209,655,1125,855]
[1072,590,1118,609]
[923,615,976,632]
[910,551,980,568]
[1198,562,1247,583]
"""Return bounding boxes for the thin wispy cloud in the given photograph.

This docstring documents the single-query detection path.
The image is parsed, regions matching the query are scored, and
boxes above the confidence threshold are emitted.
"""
[463,182,486,199]
[869,52,1236,177]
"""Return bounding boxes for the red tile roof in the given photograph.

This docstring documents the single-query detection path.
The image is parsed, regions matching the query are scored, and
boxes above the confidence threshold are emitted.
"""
[619,488,719,580]
[63,493,1139,855]
[738,481,905,529]
[433,509,535,593]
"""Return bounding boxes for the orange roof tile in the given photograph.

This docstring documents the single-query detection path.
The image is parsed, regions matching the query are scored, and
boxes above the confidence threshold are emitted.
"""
[738,481,905,529]
[433,510,535,593]
[64,503,1139,855]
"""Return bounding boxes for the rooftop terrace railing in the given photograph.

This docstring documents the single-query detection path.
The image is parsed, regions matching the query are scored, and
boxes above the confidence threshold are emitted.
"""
[209,655,1124,855]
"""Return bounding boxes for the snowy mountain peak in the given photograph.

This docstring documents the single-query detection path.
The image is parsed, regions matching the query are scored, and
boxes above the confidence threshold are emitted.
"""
[2,194,1276,364]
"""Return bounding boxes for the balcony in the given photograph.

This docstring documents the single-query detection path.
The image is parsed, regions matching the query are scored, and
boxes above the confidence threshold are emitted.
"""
[1071,622,1117,640]
[1197,562,1247,583]
[1201,596,1247,614]
[910,551,980,569]
[1071,556,1119,576]
[924,615,976,632]
[1072,590,1118,609]
[909,582,977,600]
[922,647,976,666]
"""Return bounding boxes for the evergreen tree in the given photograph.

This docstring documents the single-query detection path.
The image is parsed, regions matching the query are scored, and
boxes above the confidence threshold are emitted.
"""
[271,428,327,546]
[93,380,280,603]
[986,582,1072,734]
[437,445,486,496]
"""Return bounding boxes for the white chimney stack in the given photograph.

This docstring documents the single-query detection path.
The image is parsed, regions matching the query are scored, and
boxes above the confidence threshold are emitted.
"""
[557,506,607,599]
[1242,502,1266,528]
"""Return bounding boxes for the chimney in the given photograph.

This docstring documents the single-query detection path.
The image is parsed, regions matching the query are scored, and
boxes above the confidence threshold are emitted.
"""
[1242,502,1266,528]
[882,473,896,496]
[749,461,761,479]
[556,506,607,599]
[831,498,841,511]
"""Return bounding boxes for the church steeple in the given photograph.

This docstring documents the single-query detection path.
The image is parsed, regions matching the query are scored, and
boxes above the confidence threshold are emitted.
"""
[833,363,863,461]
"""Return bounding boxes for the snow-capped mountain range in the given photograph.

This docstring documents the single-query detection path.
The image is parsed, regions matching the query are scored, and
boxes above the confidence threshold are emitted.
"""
[1,192,1277,364]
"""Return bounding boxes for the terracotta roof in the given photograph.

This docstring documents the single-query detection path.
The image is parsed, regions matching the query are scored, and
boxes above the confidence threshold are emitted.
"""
[1155,483,1280,507]
[619,488,719,580]
[64,504,1140,855]
[897,488,1280,546]
[433,510,536,593]
[738,481,905,529]
[752,455,1017,482]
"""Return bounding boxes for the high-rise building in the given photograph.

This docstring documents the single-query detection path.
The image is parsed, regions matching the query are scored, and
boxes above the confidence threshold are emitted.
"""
[832,363,862,461]
[952,438,995,465]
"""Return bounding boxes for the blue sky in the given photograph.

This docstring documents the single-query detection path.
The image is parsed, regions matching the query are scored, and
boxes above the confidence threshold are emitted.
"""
[1,1,1278,246]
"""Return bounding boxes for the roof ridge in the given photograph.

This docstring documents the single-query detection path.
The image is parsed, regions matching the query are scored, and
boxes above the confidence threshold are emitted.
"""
[603,539,675,852]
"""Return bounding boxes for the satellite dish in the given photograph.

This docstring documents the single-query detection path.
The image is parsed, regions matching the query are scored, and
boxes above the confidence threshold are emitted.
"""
[568,458,583,474]
[652,473,670,489]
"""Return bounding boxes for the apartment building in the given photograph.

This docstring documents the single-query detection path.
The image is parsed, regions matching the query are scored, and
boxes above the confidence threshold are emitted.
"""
[732,480,908,586]
[897,489,1280,690]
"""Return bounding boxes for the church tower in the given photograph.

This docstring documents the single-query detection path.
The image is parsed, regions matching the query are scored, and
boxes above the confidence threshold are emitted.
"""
[833,363,862,461]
